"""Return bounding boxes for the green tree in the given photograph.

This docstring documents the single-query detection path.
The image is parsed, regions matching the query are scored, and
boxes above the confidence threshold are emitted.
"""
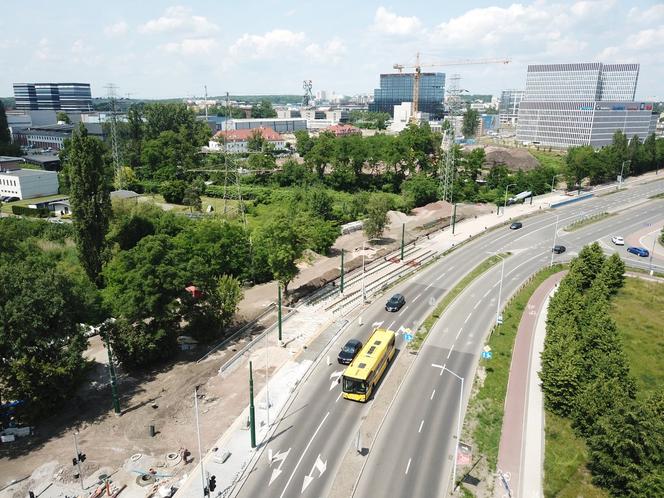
[183,179,205,212]
[305,188,333,220]
[66,123,112,285]
[124,105,144,169]
[596,253,625,295]
[401,173,438,209]
[251,99,277,118]
[462,108,480,137]
[0,99,21,156]
[568,242,606,290]
[141,130,198,181]
[247,129,268,152]
[363,194,391,240]
[0,257,89,421]
[540,323,582,416]
[212,274,244,328]
[253,214,304,293]
[143,102,209,145]
[56,111,71,124]
[160,180,187,204]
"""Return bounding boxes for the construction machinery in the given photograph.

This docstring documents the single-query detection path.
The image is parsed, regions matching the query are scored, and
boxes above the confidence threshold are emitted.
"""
[392,53,511,116]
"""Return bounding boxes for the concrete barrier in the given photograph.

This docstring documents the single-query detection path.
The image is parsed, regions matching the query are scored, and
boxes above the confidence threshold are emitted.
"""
[550,193,593,208]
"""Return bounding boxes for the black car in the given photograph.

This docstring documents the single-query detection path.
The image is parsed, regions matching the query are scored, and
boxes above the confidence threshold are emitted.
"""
[509,221,523,230]
[385,293,406,312]
[552,245,566,254]
[338,339,363,365]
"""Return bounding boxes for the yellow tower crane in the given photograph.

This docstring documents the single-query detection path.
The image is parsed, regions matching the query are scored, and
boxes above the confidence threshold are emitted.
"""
[393,53,511,117]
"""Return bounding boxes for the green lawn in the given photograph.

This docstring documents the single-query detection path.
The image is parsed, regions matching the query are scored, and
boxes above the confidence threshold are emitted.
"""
[466,264,563,471]
[531,150,566,173]
[610,277,664,398]
[563,212,614,232]
[544,411,609,498]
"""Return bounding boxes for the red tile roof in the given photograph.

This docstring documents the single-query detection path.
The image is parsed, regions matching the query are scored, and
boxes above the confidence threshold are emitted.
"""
[213,127,284,142]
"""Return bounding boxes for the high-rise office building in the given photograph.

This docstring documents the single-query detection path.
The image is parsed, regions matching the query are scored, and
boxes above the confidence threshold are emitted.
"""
[369,73,445,118]
[498,89,524,126]
[516,63,656,148]
[13,83,92,112]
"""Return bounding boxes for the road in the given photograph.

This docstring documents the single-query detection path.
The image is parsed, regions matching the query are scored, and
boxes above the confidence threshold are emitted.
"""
[233,179,664,498]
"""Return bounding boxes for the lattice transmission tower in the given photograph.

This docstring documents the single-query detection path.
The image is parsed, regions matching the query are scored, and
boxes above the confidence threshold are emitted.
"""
[104,83,123,188]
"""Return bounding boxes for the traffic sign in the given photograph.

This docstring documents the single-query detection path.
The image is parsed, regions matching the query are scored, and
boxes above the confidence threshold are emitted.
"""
[481,351,493,360]
[404,333,414,342]
[483,345,492,353]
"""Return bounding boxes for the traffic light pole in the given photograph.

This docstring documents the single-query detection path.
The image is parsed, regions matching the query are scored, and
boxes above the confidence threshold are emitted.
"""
[73,432,84,490]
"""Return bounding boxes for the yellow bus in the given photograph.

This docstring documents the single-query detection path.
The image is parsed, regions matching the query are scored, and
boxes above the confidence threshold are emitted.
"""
[342,328,396,402]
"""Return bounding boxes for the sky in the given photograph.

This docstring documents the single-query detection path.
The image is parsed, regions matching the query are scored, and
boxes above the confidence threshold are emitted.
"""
[1,0,663,100]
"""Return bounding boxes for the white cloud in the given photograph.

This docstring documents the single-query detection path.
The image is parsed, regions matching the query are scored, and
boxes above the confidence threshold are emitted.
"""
[626,27,664,50]
[139,6,218,34]
[627,4,664,22]
[161,37,218,55]
[229,29,305,59]
[34,38,53,61]
[372,6,421,36]
[305,37,347,63]
[104,21,128,37]
[570,0,615,18]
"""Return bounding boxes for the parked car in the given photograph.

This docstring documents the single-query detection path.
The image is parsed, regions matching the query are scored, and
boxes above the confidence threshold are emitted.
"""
[338,339,363,365]
[611,236,624,245]
[509,221,523,230]
[385,293,406,312]
[627,246,649,257]
[552,245,566,254]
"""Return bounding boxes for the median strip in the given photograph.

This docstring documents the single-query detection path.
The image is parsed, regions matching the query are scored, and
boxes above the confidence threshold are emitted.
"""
[408,253,511,351]
[563,211,615,232]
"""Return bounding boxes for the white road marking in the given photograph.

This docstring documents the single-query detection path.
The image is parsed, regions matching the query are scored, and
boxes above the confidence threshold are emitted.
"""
[455,328,462,340]
[418,420,424,433]
[435,272,446,281]
[329,370,343,391]
[398,305,409,317]
[431,363,444,369]
[279,412,330,498]
[425,283,432,290]
[412,293,422,303]
[301,454,327,493]
[388,320,396,331]
[447,349,453,359]
[405,458,412,474]
[430,389,436,400]
[483,289,491,298]
[268,448,291,485]
[473,301,480,310]
[335,393,341,403]
[464,312,472,324]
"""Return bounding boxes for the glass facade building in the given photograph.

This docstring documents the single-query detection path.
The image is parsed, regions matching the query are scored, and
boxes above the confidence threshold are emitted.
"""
[498,89,524,126]
[516,63,655,148]
[13,83,92,111]
[369,73,445,118]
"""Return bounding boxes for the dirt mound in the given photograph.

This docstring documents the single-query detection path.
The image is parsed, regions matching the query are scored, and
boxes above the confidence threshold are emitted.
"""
[466,145,540,171]
[411,200,453,217]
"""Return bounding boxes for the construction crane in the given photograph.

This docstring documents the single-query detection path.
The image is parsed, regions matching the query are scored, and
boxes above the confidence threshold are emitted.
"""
[393,53,511,116]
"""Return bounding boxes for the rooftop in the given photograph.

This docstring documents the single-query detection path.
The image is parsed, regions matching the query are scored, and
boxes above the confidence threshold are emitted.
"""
[0,168,58,177]
[213,127,284,142]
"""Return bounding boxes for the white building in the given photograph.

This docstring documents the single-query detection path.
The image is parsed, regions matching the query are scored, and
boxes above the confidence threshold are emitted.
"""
[389,102,430,133]
[0,167,59,200]
[209,127,287,153]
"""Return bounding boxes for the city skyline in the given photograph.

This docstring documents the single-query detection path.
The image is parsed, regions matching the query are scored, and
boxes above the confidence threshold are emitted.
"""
[1,0,663,100]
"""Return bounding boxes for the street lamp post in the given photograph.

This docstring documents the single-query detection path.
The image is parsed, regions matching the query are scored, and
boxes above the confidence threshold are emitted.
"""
[502,183,517,216]
[551,174,563,193]
[361,241,367,302]
[442,366,465,492]
[194,386,207,497]
[550,215,560,267]
[491,252,506,325]
[265,327,270,427]
[619,160,630,190]
[649,236,657,275]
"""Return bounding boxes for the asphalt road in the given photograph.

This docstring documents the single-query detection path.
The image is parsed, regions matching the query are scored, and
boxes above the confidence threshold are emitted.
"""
[233,178,664,498]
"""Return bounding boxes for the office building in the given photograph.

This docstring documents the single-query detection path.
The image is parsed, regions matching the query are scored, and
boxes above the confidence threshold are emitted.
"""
[13,83,92,111]
[222,118,307,134]
[498,90,524,126]
[370,72,445,118]
[13,123,104,152]
[516,63,657,148]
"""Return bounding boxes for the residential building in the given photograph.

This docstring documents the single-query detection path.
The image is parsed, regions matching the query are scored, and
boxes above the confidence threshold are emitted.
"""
[498,90,524,126]
[0,166,59,200]
[370,72,445,118]
[209,127,287,153]
[516,63,657,148]
[222,118,306,134]
[13,83,92,111]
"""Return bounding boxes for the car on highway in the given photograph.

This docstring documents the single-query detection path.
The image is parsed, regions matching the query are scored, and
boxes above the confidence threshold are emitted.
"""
[338,339,363,365]
[385,293,406,312]
[627,246,649,257]
[611,236,624,245]
[509,221,523,230]
[552,245,566,254]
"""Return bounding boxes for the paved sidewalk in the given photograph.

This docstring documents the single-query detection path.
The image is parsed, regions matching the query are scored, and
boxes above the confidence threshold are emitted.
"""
[495,272,565,498]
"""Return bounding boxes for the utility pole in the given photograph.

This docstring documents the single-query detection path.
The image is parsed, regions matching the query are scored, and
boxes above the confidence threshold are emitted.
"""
[340,249,345,293]
[249,361,256,448]
[400,223,405,261]
[452,203,457,234]
[72,432,85,491]
[277,283,282,343]
[194,387,207,497]
[105,339,121,415]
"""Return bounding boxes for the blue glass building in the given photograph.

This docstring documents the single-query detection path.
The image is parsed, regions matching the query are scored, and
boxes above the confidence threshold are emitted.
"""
[369,73,445,118]
[13,83,92,112]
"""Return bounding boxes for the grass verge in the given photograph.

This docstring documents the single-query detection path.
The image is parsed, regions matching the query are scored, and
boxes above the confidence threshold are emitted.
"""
[464,263,564,472]
[649,192,664,200]
[408,253,511,351]
[544,411,609,498]
[610,276,664,399]
[563,212,615,232]
[596,188,626,197]
[1,193,67,214]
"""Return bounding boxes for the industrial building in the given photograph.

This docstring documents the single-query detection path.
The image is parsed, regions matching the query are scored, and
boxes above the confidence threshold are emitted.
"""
[13,83,92,111]
[369,72,445,118]
[516,63,657,148]
[0,163,59,200]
